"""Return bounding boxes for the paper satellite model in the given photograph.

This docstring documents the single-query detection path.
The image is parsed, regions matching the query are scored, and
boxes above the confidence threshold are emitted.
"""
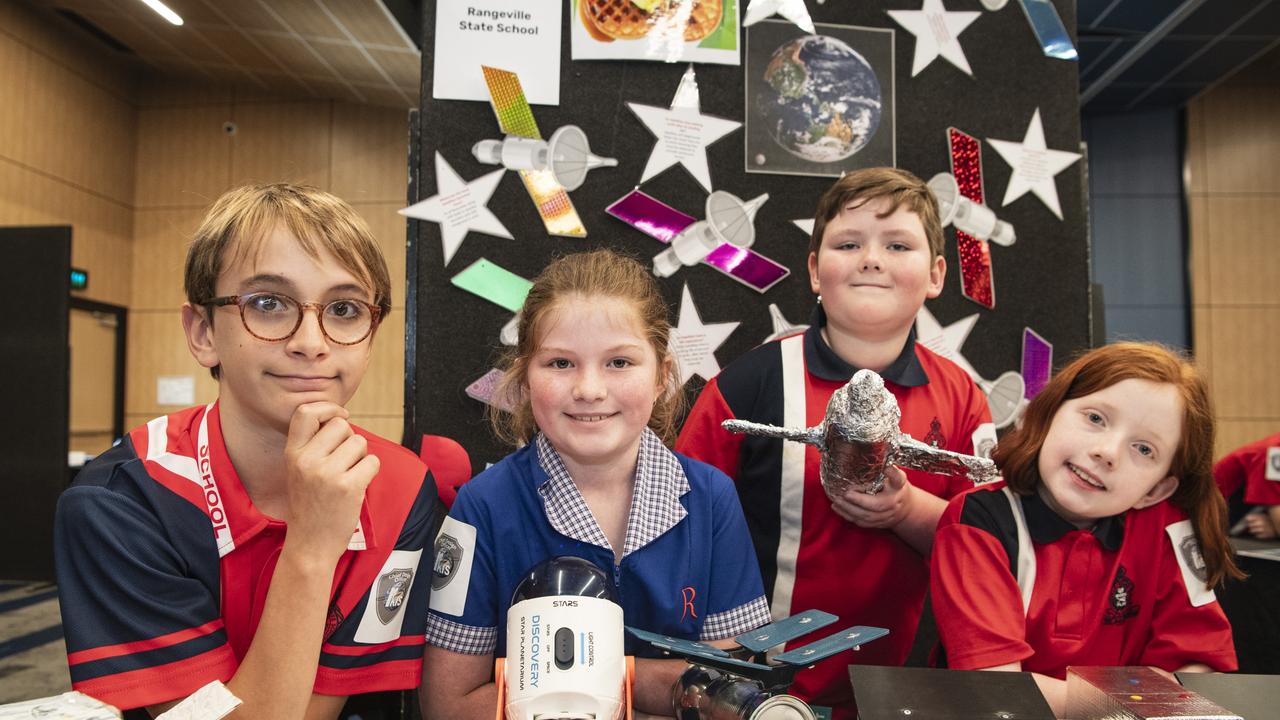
[724,369,999,496]
[473,66,616,238]
[629,609,888,720]
[606,189,789,293]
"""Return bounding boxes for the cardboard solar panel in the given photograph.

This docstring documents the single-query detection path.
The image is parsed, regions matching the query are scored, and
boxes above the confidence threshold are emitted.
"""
[848,665,1054,719]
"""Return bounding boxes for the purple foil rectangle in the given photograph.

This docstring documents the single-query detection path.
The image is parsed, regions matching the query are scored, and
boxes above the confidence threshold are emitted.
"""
[606,189,695,243]
[704,244,790,293]
[1022,328,1053,399]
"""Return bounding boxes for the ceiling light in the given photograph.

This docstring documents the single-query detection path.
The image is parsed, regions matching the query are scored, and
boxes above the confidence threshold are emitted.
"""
[138,0,183,26]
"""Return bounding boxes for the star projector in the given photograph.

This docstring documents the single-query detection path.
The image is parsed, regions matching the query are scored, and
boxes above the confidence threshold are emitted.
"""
[503,557,627,720]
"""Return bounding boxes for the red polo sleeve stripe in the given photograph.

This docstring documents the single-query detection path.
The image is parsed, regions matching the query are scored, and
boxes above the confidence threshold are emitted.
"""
[71,644,236,710]
[66,619,226,666]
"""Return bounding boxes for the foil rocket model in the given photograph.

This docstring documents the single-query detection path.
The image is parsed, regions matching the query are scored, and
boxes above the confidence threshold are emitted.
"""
[722,369,999,496]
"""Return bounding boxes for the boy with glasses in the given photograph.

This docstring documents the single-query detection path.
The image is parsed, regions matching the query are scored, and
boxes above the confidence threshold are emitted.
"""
[55,184,442,717]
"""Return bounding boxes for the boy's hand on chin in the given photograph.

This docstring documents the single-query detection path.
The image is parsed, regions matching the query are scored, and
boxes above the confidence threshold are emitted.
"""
[282,401,380,563]
[830,465,913,529]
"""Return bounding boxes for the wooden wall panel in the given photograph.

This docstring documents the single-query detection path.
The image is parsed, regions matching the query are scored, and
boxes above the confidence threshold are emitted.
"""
[331,103,409,203]
[1204,196,1280,306]
[1,2,137,101]
[135,105,233,208]
[1188,70,1280,460]
[17,51,136,205]
[1218,420,1280,461]
[126,311,219,417]
[0,32,29,162]
[1206,307,1280,419]
[349,416,404,443]
[132,207,204,310]
[1202,87,1280,194]
[342,202,407,433]
[230,101,332,189]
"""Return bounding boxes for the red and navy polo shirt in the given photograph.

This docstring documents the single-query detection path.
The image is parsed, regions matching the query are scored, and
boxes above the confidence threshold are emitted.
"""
[932,483,1237,679]
[55,403,443,710]
[1214,432,1280,506]
[676,305,992,719]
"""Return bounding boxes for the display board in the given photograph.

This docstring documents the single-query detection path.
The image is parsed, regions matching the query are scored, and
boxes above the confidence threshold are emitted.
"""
[406,0,1090,470]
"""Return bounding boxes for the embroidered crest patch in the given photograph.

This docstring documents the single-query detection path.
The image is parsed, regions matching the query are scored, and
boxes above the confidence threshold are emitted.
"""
[1103,565,1139,625]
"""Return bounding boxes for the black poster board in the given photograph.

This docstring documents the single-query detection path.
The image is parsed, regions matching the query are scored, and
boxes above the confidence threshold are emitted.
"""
[0,225,71,580]
[407,1,1090,470]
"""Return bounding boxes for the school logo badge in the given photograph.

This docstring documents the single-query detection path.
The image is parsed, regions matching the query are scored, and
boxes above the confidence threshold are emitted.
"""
[924,417,946,448]
[1103,565,1139,625]
[1179,535,1209,585]
[375,568,414,625]
[324,604,344,640]
[432,533,463,591]
[1166,519,1216,607]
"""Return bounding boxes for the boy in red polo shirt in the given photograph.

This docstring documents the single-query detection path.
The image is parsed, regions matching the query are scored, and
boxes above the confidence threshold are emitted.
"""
[677,168,992,719]
[55,184,442,716]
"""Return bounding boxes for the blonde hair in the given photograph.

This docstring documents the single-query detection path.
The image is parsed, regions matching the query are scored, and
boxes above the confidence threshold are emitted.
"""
[810,167,945,259]
[184,183,391,378]
[490,249,684,447]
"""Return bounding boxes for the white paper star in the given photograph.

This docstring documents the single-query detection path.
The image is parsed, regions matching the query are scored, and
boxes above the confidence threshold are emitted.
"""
[987,108,1082,220]
[915,306,981,380]
[628,67,742,192]
[670,284,739,384]
[399,152,512,266]
[743,0,815,34]
[887,0,980,77]
[792,218,815,236]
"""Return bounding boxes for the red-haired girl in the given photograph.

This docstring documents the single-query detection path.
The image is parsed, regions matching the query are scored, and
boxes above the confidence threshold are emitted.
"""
[931,342,1241,716]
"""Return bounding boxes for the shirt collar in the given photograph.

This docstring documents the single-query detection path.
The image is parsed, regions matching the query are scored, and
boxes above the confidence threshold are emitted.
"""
[1021,489,1125,551]
[803,304,929,386]
[205,402,374,554]
[534,428,690,557]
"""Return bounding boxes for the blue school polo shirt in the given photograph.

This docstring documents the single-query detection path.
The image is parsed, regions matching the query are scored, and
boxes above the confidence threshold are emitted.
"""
[425,428,770,658]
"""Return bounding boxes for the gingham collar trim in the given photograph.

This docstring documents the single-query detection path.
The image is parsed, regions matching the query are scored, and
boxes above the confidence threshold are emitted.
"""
[535,428,690,557]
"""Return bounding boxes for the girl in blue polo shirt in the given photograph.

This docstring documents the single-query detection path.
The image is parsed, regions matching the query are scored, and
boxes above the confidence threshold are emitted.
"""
[931,342,1242,717]
[421,250,770,718]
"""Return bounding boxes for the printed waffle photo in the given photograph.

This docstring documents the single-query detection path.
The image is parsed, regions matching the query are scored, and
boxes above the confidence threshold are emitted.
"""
[571,0,741,65]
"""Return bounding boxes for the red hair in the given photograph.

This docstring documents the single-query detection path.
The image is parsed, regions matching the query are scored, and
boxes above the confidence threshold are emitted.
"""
[994,342,1242,587]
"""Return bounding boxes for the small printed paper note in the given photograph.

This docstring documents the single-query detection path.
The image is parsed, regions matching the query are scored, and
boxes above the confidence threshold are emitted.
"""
[434,0,562,105]
[155,682,241,720]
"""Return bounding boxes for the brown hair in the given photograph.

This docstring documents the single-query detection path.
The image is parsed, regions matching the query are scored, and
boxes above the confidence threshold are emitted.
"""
[809,167,945,259]
[490,249,684,447]
[995,342,1242,587]
[184,183,391,378]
